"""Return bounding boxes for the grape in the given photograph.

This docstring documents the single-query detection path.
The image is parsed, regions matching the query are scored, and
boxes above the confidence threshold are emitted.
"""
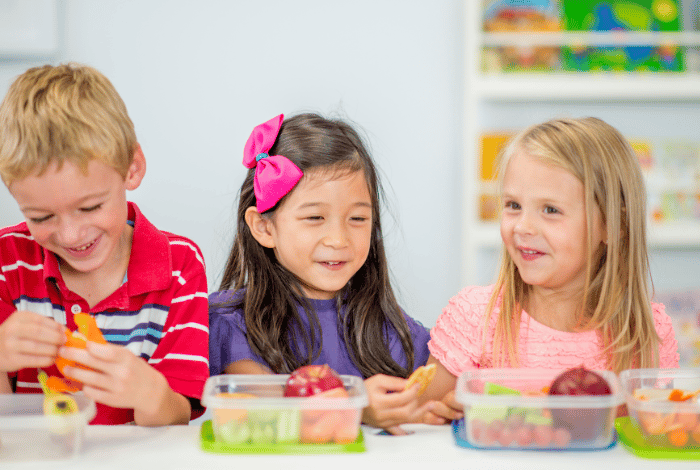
[498,427,515,446]
[514,424,533,446]
[533,424,553,447]
[552,427,572,447]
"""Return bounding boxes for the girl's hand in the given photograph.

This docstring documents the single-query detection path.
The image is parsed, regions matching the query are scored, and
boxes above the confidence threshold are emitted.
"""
[59,341,190,425]
[361,374,436,435]
[424,389,464,422]
[0,310,65,372]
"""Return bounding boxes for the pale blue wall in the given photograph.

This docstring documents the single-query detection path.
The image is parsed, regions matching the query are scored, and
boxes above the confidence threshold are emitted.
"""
[0,0,464,327]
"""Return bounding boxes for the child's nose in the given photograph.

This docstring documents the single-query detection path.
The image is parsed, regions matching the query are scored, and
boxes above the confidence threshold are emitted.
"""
[514,211,537,235]
[56,217,84,245]
[322,221,349,248]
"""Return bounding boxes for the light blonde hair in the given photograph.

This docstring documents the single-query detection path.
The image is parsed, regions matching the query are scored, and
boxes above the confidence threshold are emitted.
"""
[484,117,659,373]
[0,63,136,185]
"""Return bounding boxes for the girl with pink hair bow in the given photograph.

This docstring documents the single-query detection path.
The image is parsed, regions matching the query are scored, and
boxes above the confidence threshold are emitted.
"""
[209,113,439,434]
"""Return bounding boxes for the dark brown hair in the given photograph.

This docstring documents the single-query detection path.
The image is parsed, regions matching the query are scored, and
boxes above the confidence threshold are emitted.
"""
[217,113,415,378]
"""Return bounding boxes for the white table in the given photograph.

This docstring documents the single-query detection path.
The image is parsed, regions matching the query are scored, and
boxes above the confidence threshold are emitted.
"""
[3,421,699,470]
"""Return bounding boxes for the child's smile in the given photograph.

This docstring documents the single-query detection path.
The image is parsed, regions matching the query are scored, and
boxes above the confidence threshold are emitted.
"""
[320,260,347,270]
[64,234,102,257]
[517,246,545,261]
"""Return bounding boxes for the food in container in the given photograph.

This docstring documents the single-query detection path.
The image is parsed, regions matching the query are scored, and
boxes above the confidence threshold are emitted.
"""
[453,368,623,450]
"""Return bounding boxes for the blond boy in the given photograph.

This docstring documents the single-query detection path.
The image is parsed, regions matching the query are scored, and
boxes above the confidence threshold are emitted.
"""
[0,63,209,425]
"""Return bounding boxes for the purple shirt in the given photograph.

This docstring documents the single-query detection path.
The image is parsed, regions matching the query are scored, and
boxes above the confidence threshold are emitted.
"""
[209,290,430,377]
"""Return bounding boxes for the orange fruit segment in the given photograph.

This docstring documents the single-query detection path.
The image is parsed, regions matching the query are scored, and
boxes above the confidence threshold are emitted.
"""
[55,313,106,374]
[74,313,107,345]
[45,375,81,394]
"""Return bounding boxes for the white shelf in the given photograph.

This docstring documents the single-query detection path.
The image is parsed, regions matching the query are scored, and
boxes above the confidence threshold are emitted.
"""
[648,223,700,247]
[481,31,700,47]
[472,74,700,101]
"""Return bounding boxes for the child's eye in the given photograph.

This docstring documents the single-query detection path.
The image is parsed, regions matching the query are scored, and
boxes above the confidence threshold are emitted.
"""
[544,206,559,214]
[29,214,53,224]
[81,204,103,212]
[504,200,520,210]
[305,216,323,221]
[350,216,368,222]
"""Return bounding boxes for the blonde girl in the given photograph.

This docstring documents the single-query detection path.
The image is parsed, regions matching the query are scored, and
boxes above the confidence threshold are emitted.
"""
[420,117,679,422]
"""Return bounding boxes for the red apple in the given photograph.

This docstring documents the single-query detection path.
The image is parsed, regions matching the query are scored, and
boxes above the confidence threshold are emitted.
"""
[549,366,611,396]
[283,364,344,398]
[549,366,612,442]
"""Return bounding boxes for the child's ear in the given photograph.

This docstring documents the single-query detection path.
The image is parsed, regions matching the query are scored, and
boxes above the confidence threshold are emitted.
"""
[245,206,275,248]
[124,143,147,190]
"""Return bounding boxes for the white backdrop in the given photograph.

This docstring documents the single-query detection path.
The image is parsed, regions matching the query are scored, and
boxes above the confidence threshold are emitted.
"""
[0,0,464,328]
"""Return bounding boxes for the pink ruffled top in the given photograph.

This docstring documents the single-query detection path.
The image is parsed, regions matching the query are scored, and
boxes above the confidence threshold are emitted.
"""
[429,285,679,376]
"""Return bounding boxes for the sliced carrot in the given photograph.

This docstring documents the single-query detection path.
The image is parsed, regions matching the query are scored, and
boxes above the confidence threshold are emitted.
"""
[675,413,699,432]
[639,411,681,435]
[300,410,339,443]
[667,429,689,447]
[334,421,359,444]
[691,422,700,444]
[212,392,257,424]
[668,389,687,402]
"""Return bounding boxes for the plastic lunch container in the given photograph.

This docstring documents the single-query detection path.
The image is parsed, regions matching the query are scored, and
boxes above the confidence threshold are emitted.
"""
[0,393,96,461]
[617,368,700,458]
[200,374,369,454]
[453,368,624,451]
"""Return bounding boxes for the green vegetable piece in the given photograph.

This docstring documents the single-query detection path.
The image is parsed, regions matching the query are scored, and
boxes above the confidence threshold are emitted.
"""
[483,381,521,395]
[524,410,553,426]
[276,409,301,444]
[250,422,276,444]
[216,420,250,444]
[467,405,509,424]
[509,407,528,417]
[248,408,279,424]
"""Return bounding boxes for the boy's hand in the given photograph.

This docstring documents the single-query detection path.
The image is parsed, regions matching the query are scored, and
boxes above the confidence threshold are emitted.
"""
[59,341,190,425]
[0,310,65,372]
[361,374,436,435]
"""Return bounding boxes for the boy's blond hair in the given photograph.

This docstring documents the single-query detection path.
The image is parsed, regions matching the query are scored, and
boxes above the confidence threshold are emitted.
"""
[0,63,136,185]
[484,117,659,373]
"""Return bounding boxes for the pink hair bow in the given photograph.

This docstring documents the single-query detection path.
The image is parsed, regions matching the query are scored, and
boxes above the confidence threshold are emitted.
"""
[242,114,303,212]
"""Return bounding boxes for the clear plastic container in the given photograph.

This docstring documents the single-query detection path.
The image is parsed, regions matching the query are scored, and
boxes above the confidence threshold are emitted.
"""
[0,393,96,460]
[619,368,700,451]
[200,374,368,453]
[454,368,623,450]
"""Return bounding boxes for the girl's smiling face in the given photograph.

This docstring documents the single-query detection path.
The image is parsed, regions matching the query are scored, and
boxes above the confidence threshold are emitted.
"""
[256,169,373,299]
[500,150,606,295]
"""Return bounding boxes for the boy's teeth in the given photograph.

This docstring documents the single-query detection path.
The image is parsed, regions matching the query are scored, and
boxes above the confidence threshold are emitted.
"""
[73,240,94,251]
